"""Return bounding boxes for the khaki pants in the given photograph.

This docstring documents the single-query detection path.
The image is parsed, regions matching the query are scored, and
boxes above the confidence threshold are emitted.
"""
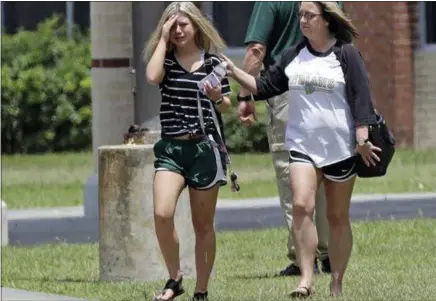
[265,92,329,263]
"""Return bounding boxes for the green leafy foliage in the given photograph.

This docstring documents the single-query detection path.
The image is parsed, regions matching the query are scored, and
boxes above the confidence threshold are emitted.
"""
[1,16,92,154]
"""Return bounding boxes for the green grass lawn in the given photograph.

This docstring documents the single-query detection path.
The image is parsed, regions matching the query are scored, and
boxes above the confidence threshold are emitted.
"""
[2,219,435,301]
[2,148,436,209]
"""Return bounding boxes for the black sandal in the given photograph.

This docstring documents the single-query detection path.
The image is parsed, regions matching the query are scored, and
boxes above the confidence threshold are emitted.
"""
[152,277,185,301]
[189,291,208,301]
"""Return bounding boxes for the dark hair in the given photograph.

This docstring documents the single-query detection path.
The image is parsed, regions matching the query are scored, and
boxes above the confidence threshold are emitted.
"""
[316,2,358,43]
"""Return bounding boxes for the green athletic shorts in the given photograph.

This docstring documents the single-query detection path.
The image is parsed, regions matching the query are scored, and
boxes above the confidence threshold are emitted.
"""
[153,134,227,190]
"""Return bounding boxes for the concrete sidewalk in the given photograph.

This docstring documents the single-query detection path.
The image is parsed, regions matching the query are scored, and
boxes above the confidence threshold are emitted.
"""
[5,192,436,246]
[217,192,436,209]
[1,287,95,301]
[7,192,436,218]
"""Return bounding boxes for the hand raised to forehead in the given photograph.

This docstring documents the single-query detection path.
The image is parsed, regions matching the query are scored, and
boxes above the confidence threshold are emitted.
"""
[161,14,178,42]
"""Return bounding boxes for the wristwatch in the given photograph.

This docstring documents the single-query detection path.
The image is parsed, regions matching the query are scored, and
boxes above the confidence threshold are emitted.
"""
[215,97,223,105]
[237,94,252,102]
[357,138,370,146]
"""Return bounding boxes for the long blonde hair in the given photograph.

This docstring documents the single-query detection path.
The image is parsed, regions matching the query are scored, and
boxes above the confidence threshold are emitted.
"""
[143,2,227,62]
[317,2,358,43]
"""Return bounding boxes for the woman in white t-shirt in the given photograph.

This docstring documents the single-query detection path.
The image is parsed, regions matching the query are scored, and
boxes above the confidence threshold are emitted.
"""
[222,1,381,298]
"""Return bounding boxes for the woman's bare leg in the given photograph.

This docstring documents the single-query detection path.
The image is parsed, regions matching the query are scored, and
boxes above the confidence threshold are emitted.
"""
[289,163,323,291]
[153,171,186,300]
[324,176,356,296]
[189,185,219,293]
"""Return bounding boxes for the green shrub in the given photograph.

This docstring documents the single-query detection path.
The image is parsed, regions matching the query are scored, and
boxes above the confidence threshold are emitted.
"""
[1,16,92,154]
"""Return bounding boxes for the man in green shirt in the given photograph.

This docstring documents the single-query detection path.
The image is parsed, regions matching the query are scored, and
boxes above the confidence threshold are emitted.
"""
[237,1,343,276]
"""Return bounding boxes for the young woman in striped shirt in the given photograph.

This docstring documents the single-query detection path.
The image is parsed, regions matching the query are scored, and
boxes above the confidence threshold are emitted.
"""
[143,2,231,300]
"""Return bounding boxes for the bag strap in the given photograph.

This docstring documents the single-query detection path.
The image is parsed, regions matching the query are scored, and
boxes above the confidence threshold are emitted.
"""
[197,52,225,141]
[196,53,240,192]
[196,91,239,192]
[197,51,213,137]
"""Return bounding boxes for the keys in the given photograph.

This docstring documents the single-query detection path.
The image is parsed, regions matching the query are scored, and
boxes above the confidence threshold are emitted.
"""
[230,171,240,192]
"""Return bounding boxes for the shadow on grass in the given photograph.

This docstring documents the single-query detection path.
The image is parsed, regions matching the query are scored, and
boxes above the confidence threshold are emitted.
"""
[229,272,282,280]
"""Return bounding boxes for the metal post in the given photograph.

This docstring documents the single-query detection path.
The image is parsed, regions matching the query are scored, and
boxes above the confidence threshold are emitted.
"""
[66,1,74,38]
[1,1,4,34]
[131,2,166,130]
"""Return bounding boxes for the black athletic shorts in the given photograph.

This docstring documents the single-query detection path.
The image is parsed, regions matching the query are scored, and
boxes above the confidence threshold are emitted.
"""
[289,150,357,182]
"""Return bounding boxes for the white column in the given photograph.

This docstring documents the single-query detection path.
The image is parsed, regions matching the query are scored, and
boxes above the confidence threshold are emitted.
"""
[85,2,135,217]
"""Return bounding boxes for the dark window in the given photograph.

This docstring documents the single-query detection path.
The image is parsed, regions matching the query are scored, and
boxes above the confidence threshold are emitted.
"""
[74,2,90,32]
[425,2,436,44]
[212,2,255,47]
[2,2,18,34]
[2,1,91,34]
[3,1,66,34]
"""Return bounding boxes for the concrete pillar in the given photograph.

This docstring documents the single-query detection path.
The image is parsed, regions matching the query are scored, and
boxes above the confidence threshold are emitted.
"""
[1,200,8,246]
[85,2,135,217]
[98,145,195,281]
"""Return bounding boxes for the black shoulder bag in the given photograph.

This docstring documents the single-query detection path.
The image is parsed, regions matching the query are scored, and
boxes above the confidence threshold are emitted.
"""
[354,109,396,178]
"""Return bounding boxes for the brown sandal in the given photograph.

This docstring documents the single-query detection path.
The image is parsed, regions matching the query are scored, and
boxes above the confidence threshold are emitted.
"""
[289,286,316,299]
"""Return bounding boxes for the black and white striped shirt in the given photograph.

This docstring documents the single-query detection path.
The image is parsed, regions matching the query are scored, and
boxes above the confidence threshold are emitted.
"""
[159,52,232,137]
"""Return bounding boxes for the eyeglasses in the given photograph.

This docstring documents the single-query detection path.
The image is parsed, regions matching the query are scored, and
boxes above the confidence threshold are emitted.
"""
[297,11,322,20]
